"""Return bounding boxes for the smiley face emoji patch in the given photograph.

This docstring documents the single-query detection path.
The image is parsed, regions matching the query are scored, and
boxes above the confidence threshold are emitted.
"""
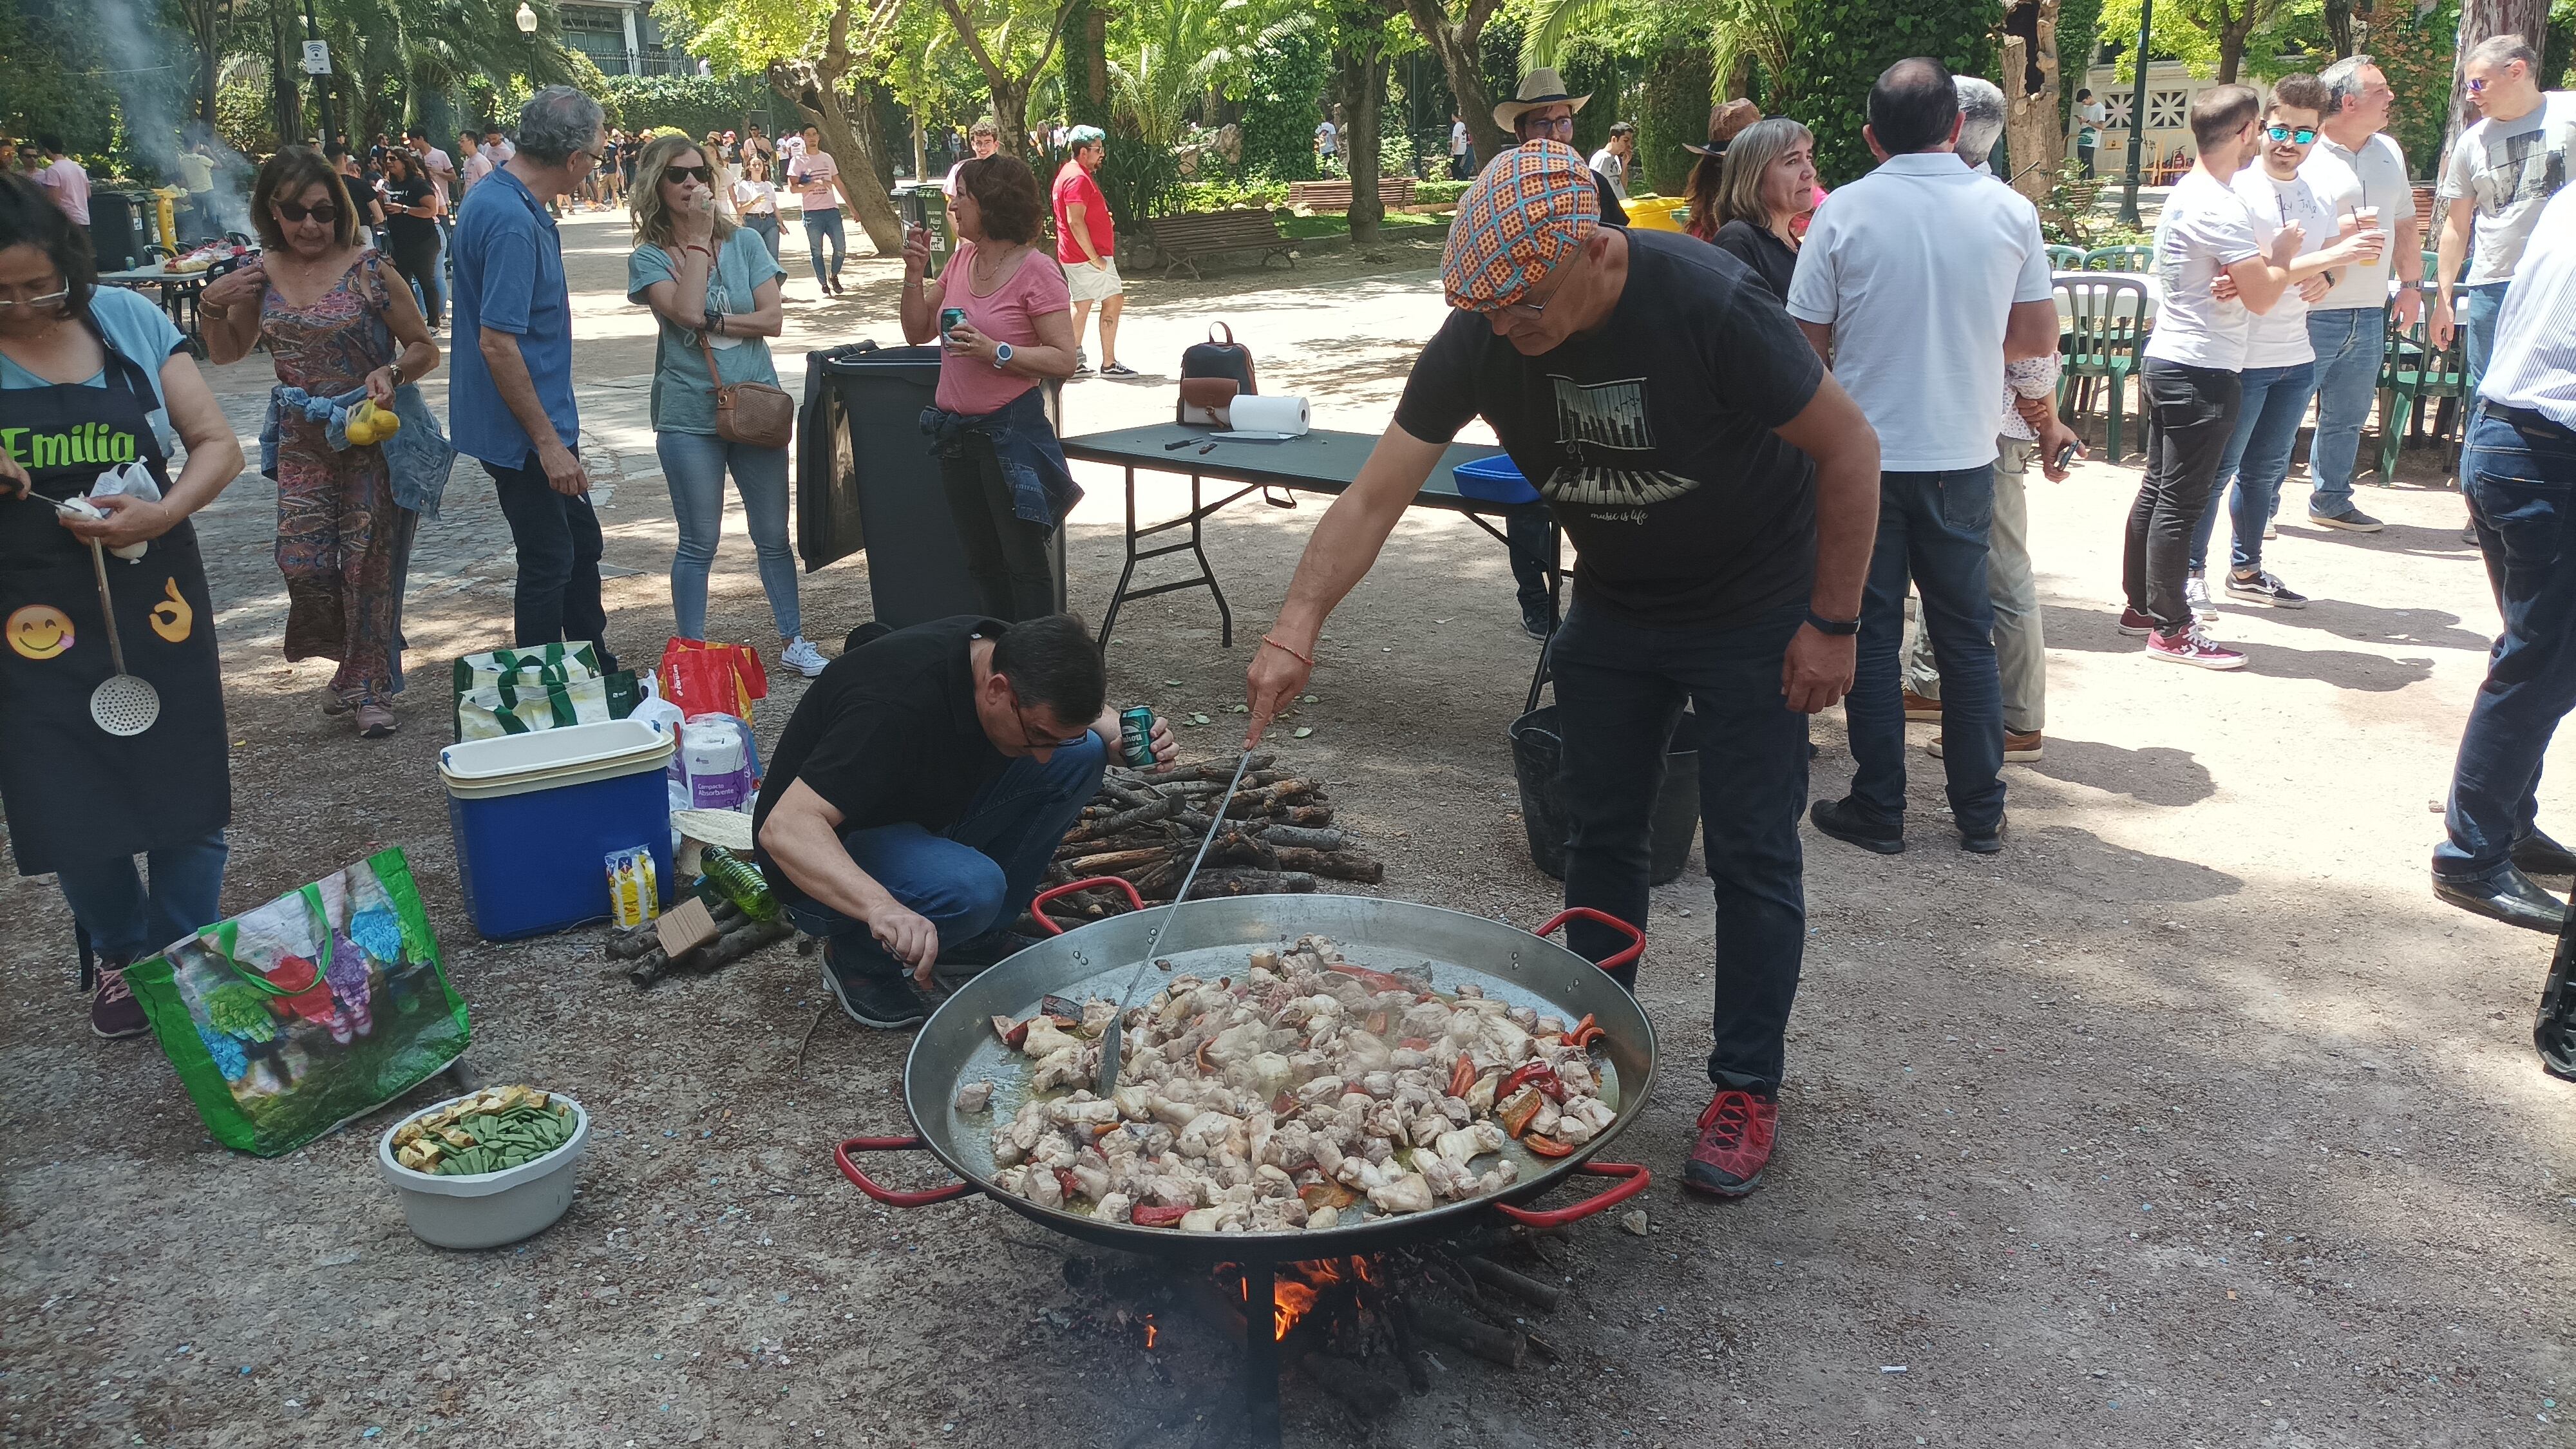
[7,605,75,660]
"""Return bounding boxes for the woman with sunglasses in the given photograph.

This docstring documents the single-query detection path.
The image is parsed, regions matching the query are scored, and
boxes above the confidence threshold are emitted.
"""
[377,149,446,332]
[0,173,245,1038]
[200,146,441,738]
[625,133,822,676]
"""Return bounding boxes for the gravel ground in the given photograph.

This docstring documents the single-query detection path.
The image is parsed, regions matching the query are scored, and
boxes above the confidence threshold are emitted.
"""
[3,210,2569,1448]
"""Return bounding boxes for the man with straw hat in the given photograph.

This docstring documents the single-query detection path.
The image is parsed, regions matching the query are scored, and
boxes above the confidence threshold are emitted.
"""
[1241,139,1883,1200]
[1496,68,1629,224]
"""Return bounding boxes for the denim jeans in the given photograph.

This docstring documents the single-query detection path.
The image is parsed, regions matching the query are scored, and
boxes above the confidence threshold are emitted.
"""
[54,829,229,963]
[656,430,800,642]
[2437,408,2576,883]
[1848,466,2005,836]
[1908,439,2042,734]
[802,207,846,285]
[2304,307,2384,512]
[2128,359,2243,630]
[782,735,1107,980]
[743,213,782,265]
[2461,281,2514,401]
[1506,504,1555,624]
[1549,599,1810,1092]
[2191,360,2316,574]
[484,453,612,665]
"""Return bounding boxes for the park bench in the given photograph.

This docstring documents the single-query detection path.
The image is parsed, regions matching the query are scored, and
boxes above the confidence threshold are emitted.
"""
[1142,209,1298,280]
[1285,176,1418,212]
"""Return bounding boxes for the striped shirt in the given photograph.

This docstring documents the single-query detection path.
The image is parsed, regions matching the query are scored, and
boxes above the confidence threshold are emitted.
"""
[2480,186,2576,430]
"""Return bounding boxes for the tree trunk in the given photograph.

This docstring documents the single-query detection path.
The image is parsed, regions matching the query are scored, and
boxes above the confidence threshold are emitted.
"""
[270,1,301,146]
[2324,0,2355,57]
[2448,0,2552,147]
[1381,0,1511,162]
[2217,24,2249,83]
[936,0,1079,169]
[2002,1,2066,202]
[769,58,906,255]
[913,111,928,180]
[1340,46,1388,243]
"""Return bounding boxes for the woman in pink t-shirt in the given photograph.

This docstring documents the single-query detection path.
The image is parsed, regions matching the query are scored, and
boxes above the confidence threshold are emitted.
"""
[900,155,1082,616]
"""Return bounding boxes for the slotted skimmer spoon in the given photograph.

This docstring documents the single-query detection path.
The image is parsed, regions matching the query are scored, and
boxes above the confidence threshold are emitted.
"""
[86,538,160,736]
[1095,746,1257,1095]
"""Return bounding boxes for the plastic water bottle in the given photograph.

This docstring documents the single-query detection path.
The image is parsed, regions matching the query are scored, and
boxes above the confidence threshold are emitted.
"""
[699,846,780,923]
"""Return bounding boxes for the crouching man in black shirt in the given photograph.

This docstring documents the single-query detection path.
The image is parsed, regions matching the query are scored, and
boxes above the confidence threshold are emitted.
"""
[1242,140,1882,1199]
[754,614,1175,1028]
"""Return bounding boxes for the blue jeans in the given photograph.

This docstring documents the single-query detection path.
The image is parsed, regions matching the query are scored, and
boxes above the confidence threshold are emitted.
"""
[1848,466,2005,837]
[55,829,229,963]
[2437,408,2576,883]
[1506,504,1553,623]
[2462,281,2513,401]
[743,213,782,265]
[783,735,1107,980]
[802,208,846,285]
[656,430,800,643]
[2304,308,2384,512]
[2191,361,2316,574]
[1550,599,1810,1092]
[484,453,611,667]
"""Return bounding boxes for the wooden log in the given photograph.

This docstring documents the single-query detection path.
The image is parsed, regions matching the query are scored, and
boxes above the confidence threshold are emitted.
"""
[1271,848,1383,884]
[1063,795,1177,841]
[1459,1256,1563,1314]
[1062,846,1173,876]
[1295,1351,1402,1417]
[630,914,792,987]
[1251,824,1343,852]
[1405,1302,1524,1368]
[1127,752,1273,786]
[1282,805,1335,828]
[1177,869,1318,900]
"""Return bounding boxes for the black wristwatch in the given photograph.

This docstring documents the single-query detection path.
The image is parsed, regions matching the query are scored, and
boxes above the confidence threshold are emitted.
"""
[1806,609,1861,636]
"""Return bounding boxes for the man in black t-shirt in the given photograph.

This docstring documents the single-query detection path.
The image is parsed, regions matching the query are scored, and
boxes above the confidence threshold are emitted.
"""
[754,614,1175,1028]
[1242,140,1882,1200]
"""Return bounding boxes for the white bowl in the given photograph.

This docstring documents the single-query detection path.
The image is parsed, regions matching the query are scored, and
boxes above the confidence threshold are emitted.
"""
[377,1091,591,1249]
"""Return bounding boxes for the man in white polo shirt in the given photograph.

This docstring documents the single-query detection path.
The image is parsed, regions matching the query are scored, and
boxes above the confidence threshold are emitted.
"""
[2297,54,2423,529]
[1787,57,2063,855]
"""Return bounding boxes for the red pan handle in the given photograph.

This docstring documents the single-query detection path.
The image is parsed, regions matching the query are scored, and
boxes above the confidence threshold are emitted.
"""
[835,1135,976,1208]
[1533,907,1645,972]
[1030,876,1149,936]
[1494,1160,1651,1229]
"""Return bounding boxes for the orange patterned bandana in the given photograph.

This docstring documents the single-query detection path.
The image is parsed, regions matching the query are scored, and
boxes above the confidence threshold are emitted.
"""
[1440,138,1600,312]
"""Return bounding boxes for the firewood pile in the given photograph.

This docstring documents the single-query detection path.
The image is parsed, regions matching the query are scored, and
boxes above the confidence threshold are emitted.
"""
[1035,752,1385,923]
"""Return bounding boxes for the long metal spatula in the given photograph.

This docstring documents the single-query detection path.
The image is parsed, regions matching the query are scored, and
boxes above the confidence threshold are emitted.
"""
[1095,746,1257,1095]
[86,539,160,737]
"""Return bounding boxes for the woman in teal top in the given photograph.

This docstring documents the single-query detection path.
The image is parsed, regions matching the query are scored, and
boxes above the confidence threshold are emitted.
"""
[625,133,820,677]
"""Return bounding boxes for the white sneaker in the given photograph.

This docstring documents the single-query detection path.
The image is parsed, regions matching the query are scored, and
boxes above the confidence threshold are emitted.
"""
[2261,520,2278,540]
[781,638,829,677]
[2184,573,2218,622]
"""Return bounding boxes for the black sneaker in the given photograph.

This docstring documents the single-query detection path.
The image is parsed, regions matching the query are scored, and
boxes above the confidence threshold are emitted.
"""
[1962,813,2007,855]
[2308,506,2383,532]
[1520,609,1552,640]
[1810,796,1903,854]
[2224,569,2308,608]
[2513,830,2576,878]
[820,944,930,1028]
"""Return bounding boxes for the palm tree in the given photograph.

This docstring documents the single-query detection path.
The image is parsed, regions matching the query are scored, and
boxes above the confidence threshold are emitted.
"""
[1106,0,1308,147]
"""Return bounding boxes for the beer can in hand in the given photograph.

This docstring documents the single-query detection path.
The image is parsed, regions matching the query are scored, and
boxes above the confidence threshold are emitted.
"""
[940,307,966,343]
[1118,706,1157,767]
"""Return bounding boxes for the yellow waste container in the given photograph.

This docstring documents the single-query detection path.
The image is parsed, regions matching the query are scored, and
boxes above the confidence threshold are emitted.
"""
[153,187,182,249]
[1623,194,1690,234]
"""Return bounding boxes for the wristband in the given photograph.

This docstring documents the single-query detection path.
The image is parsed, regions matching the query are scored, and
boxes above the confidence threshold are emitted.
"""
[1804,610,1860,637]
[1259,634,1316,667]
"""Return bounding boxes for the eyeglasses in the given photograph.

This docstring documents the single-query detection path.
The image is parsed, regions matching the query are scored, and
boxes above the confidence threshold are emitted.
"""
[665,164,714,184]
[1521,115,1577,137]
[0,287,70,312]
[1015,707,1090,751]
[2265,125,2318,144]
[275,200,340,225]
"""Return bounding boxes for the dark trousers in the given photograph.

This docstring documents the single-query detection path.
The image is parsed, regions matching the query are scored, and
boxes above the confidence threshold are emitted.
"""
[936,433,1059,620]
[2127,359,2243,630]
[783,735,1106,979]
[1506,504,1554,625]
[54,829,229,964]
[1551,599,1810,1092]
[1846,466,2005,837]
[484,453,611,666]
[2438,408,2576,882]
[387,240,442,328]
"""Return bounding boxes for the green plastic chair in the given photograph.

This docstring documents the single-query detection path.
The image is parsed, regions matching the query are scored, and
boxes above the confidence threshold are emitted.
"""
[2047,245,2086,270]
[2375,303,2465,480]
[2056,274,2151,464]
[2083,245,2154,272]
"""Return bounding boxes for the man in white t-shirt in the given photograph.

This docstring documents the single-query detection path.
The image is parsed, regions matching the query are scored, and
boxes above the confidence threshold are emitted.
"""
[1589,122,1634,200]
[1450,112,1472,179]
[2297,54,2424,528]
[457,131,493,197]
[2189,74,2383,610]
[1787,59,2063,855]
[2123,84,2325,670]
[2434,37,2574,398]
[1314,117,1338,175]
[944,119,999,196]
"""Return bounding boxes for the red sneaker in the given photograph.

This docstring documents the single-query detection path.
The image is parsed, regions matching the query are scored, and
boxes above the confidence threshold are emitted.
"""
[2146,623,2248,670]
[1683,1089,1777,1198]
[2117,607,2157,636]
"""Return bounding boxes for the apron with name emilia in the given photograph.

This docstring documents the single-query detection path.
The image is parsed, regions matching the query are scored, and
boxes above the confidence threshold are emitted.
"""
[0,324,229,875]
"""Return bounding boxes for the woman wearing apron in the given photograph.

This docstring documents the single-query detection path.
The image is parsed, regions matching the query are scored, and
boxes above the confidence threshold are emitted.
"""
[0,175,244,1038]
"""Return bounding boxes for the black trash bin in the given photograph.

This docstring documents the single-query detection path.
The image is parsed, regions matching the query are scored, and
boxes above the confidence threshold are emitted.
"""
[795,342,1066,630]
[1508,704,1700,885]
[88,191,158,272]
[888,182,955,275]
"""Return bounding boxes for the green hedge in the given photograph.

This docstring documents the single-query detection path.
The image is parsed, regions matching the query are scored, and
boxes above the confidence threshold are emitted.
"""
[1777,0,1998,184]
[600,75,773,142]
[1636,41,1713,198]
[1240,28,1334,181]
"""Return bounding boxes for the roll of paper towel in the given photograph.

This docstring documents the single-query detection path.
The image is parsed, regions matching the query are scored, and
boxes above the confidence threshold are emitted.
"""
[1224,394,1311,435]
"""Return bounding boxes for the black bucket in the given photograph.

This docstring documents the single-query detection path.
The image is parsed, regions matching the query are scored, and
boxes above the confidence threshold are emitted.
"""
[1507,705,1701,885]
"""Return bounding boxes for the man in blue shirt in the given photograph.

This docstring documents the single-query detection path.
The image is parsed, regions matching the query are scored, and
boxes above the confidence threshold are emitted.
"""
[450,86,616,667]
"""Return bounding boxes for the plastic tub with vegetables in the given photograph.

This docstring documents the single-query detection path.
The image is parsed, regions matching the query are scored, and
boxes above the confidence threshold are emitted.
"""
[378,1084,590,1249]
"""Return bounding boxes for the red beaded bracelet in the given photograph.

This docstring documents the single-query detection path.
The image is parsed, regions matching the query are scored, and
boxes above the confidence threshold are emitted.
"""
[1259,634,1315,667]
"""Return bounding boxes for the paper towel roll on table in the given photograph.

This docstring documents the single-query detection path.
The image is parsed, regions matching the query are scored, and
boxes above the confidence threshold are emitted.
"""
[1222,394,1311,435]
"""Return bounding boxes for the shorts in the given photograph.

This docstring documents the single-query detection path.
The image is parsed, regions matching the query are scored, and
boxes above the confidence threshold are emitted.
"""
[1064,256,1123,305]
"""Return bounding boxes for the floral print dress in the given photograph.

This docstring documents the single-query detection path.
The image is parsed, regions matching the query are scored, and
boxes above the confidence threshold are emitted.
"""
[262,251,415,705]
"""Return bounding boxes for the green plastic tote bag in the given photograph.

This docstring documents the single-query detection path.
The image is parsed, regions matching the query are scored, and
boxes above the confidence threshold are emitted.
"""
[126,848,470,1157]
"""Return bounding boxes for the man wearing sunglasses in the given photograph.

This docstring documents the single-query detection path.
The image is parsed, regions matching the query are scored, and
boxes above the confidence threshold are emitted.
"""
[2434,37,2574,407]
[755,614,1177,1029]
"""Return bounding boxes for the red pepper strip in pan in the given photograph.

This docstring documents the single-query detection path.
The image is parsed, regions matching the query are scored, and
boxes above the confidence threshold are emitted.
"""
[1499,1088,1544,1139]
[1324,964,1421,996]
[1523,1132,1577,1158]
[1197,1039,1215,1074]
[1446,1057,1479,1100]
[1564,1012,1602,1049]
[1131,1202,1191,1227]
[992,1015,1029,1050]
[1502,1061,1566,1103]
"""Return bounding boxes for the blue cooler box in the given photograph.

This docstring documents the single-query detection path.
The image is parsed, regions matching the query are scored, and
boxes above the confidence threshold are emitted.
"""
[440,719,677,940]
[1452,453,1540,505]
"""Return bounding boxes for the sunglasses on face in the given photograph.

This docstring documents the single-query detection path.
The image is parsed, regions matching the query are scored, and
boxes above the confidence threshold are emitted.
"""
[2266,125,2318,144]
[665,164,714,184]
[276,200,339,225]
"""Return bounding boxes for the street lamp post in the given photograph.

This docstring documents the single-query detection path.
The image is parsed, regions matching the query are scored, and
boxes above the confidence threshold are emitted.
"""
[301,0,336,147]
[517,3,538,34]
[2117,0,2154,227]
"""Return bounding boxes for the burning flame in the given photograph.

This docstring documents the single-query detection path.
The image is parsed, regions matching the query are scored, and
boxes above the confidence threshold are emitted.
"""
[1262,1257,1369,1341]
[1143,1315,1158,1349]
[1273,1281,1318,1340]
